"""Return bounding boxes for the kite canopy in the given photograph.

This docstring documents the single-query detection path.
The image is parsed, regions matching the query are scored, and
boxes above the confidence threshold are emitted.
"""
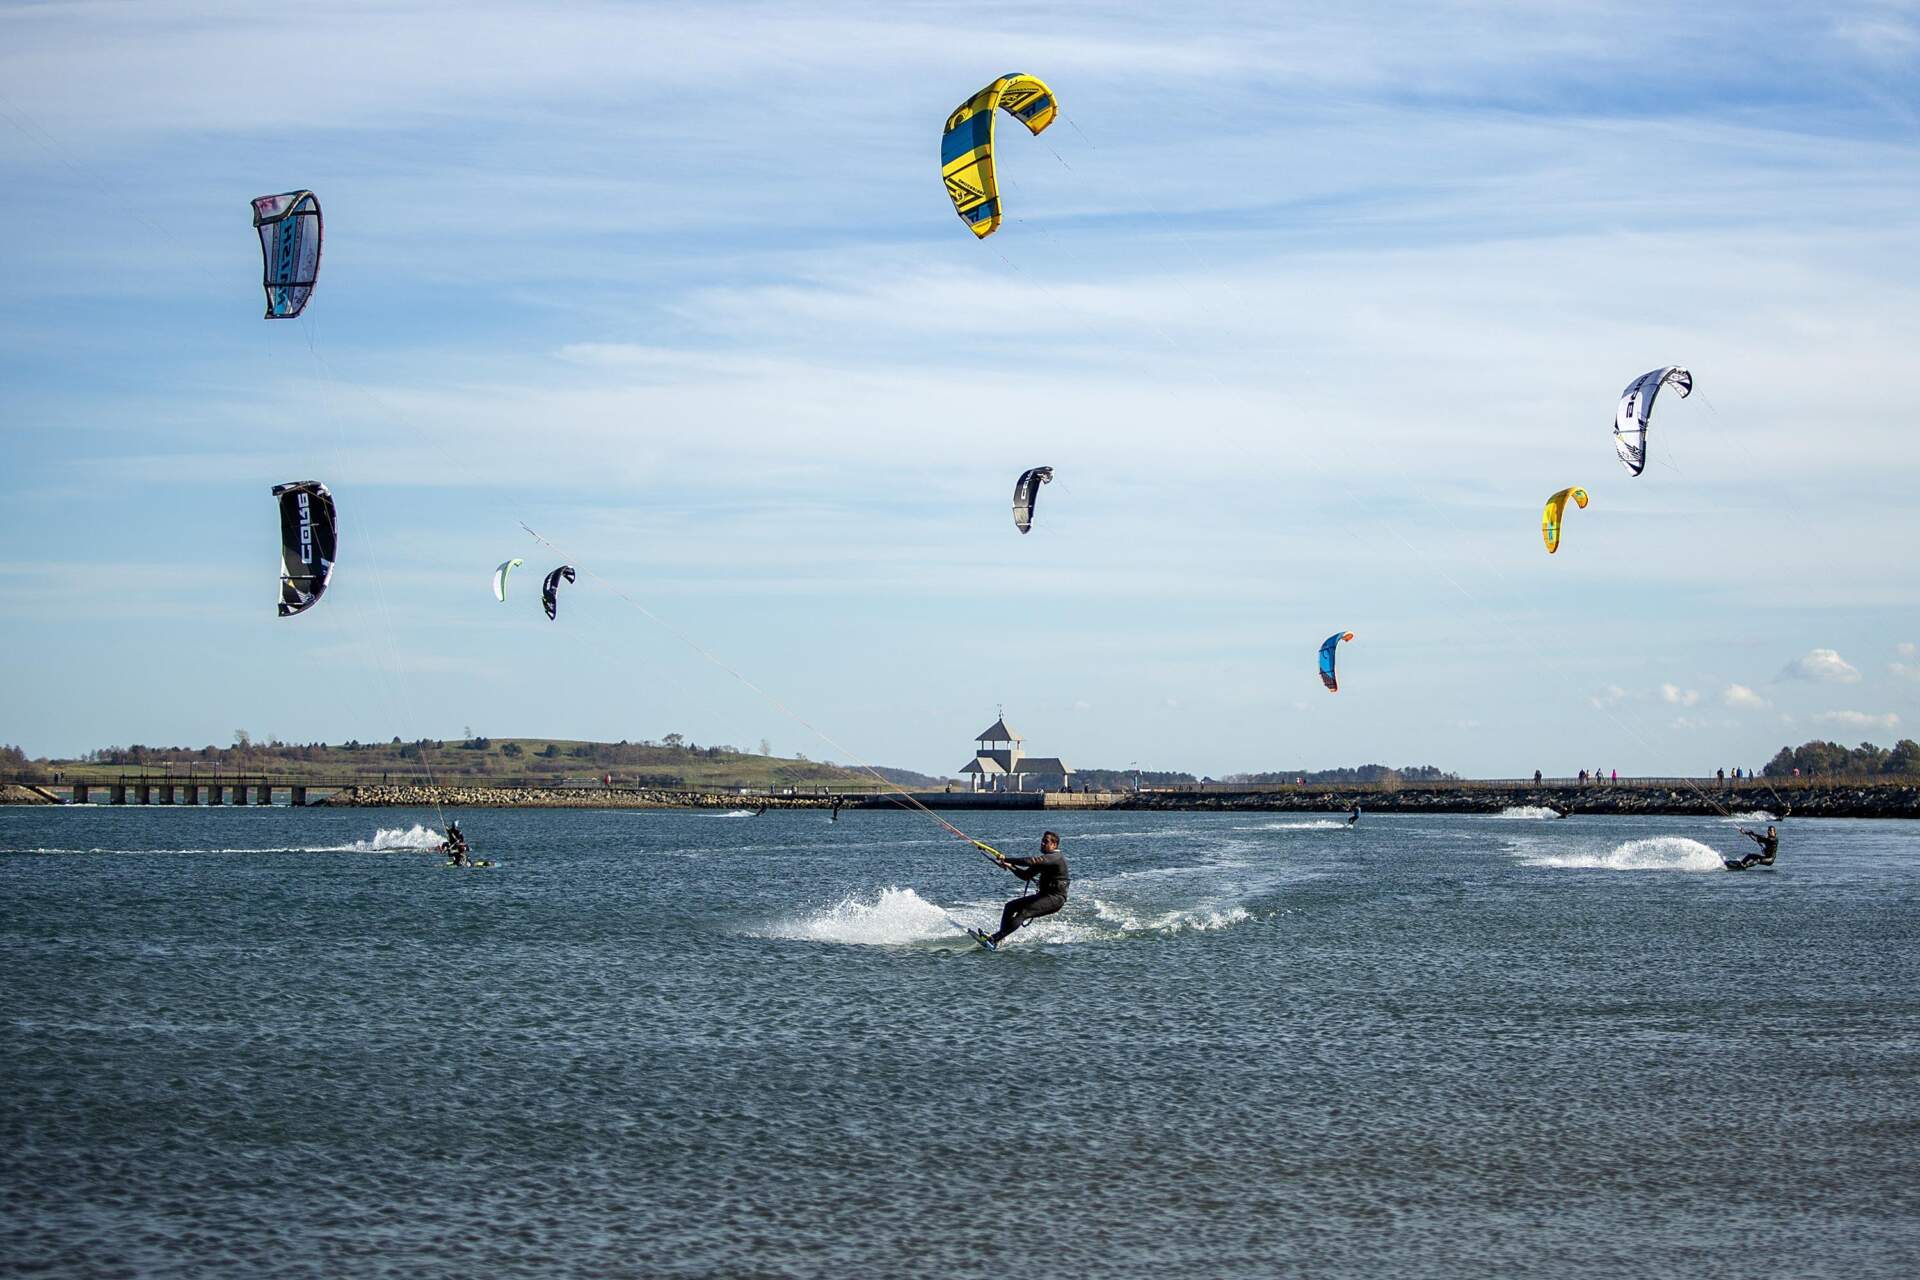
[273,481,336,617]
[542,566,575,621]
[941,74,1058,239]
[1318,631,1355,693]
[1614,366,1691,477]
[493,558,524,602]
[1541,486,1588,555]
[251,191,322,319]
[1012,466,1054,534]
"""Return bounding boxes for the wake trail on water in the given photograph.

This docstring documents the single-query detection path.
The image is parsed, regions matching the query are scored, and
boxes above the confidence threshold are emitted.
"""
[1242,819,1349,831]
[711,810,756,818]
[761,887,958,946]
[758,884,1262,949]
[1523,836,1725,872]
[322,824,447,853]
[1088,898,1252,934]
[1723,810,1776,823]
[1494,806,1562,819]
[8,825,448,856]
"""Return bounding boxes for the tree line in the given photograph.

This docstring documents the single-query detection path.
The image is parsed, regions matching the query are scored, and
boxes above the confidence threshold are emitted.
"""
[1764,739,1920,778]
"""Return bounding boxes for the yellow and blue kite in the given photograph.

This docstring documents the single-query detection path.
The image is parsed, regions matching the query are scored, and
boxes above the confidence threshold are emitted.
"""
[941,74,1057,238]
[1541,486,1588,555]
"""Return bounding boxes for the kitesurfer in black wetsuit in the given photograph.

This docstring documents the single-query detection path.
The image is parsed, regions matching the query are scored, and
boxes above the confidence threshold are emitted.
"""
[831,796,843,822]
[1726,824,1779,870]
[1553,804,1573,819]
[990,831,1069,945]
[1347,804,1361,826]
[442,821,469,866]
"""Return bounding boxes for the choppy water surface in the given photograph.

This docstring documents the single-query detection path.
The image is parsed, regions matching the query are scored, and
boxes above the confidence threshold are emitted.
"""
[3,806,1917,1278]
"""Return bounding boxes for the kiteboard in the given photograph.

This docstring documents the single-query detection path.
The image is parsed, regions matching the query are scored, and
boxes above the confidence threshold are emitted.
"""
[942,915,997,951]
[442,859,495,869]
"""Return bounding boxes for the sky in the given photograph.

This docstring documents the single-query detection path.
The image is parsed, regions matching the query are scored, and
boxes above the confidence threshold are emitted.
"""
[2,0,1917,778]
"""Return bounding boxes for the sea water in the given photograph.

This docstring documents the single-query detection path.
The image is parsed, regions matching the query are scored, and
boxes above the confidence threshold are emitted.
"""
[2,806,1916,1278]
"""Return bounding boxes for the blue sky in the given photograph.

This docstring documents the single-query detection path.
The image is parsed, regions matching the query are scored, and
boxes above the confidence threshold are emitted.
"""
[2,0,1917,777]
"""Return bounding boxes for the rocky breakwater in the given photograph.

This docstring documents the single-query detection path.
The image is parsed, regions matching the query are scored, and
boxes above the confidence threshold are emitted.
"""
[319,785,837,809]
[1117,783,1920,819]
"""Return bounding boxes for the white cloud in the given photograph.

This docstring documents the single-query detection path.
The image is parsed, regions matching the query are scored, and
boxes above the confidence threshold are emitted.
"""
[1590,685,1627,709]
[1899,642,1918,658]
[1723,684,1770,710]
[1661,683,1700,706]
[8,2,1920,774]
[1831,16,1920,64]
[1781,649,1862,683]
[1813,710,1900,730]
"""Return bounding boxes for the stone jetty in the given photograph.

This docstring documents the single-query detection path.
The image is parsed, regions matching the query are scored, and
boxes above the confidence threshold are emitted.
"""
[1115,783,1920,819]
[10,778,1915,818]
[313,780,1919,818]
[317,784,835,810]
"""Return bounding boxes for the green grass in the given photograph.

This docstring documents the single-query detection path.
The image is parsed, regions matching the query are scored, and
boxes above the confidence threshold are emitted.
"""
[31,738,950,792]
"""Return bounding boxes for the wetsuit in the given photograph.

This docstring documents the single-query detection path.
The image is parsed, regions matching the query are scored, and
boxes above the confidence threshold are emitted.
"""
[1727,829,1778,870]
[992,850,1070,943]
[1347,806,1360,826]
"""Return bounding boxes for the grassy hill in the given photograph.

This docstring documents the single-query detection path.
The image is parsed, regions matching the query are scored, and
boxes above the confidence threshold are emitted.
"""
[15,738,952,792]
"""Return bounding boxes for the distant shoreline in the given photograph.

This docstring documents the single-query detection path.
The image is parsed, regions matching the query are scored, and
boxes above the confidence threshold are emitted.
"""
[7,780,1914,818]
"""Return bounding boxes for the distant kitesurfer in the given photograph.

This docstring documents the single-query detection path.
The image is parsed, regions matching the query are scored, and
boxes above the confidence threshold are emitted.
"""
[755,802,768,817]
[989,831,1070,946]
[1726,824,1779,871]
[1553,804,1573,819]
[442,821,470,866]
[1347,804,1361,826]
[831,796,843,822]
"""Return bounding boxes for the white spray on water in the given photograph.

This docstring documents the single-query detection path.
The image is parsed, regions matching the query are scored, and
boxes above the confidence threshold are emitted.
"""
[327,824,446,853]
[1248,819,1349,831]
[764,888,961,946]
[1523,836,1725,872]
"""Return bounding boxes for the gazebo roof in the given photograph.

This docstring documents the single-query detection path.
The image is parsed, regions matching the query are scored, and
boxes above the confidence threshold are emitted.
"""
[976,716,1021,744]
[961,757,1008,774]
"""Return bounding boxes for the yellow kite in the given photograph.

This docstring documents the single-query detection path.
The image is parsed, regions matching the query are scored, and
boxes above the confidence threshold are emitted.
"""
[941,74,1058,238]
[1542,487,1588,554]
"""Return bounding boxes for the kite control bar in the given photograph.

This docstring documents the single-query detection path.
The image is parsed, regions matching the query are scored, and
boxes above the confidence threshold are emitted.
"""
[972,840,1014,870]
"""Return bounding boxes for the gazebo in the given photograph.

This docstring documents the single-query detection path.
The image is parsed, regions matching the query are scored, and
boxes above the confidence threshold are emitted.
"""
[961,713,1073,792]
